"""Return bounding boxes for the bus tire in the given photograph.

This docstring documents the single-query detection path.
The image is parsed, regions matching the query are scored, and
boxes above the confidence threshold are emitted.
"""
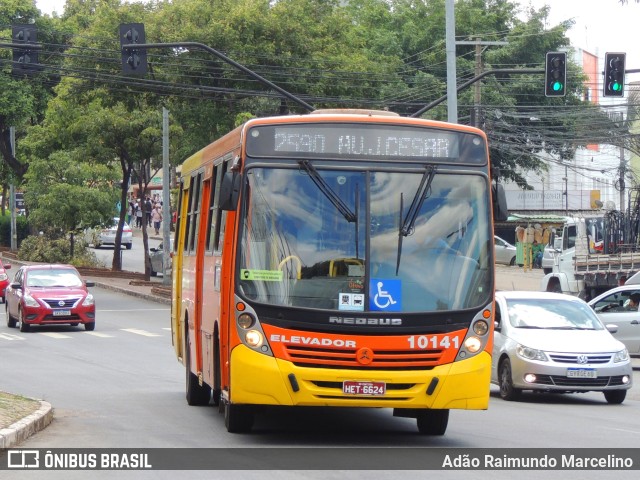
[224,403,254,433]
[416,409,449,435]
[185,323,212,406]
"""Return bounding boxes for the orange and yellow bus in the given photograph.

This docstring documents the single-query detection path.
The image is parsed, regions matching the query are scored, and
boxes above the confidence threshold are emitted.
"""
[171,109,507,434]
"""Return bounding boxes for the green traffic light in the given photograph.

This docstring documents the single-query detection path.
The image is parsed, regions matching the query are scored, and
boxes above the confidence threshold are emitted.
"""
[552,81,563,92]
[612,82,621,92]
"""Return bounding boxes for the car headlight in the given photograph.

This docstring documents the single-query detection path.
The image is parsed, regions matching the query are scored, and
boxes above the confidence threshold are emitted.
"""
[613,349,630,363]
[0,273,7,281]
[23,294,40,308]
[82,293,95,307]
[516,344,549,362]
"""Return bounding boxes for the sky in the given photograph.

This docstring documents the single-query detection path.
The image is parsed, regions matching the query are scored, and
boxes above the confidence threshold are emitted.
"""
[35,0,640,72]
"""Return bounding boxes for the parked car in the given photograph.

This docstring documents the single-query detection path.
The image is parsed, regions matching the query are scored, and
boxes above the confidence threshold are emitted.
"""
[588,284,640,356]
[492,290,632,404]
[5,264,96,332]
[0,262,12,303]
[149,239,173,277]
[85,217,133,249]
[494,235,517,266]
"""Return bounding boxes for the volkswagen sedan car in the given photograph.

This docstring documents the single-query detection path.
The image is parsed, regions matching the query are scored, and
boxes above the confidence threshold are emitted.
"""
[5,265,96,332]
[85,217,133,249]
[0,261,11,303]
[588,285,640,356]
[494,235,517,266]
[492,291,632,404]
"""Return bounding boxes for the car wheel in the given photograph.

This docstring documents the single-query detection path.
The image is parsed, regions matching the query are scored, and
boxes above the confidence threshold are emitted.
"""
[416,409,449,435]
[498,358,521,401]
[126,243,132,250]
[18,309,30,332]
[6,303,16,328]
[509,256,516,266]
[604,390,626,404]
[84,322,96,331]
[224,403,254,433]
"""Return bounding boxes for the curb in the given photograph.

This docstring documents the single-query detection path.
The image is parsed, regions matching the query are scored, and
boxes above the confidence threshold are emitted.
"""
[91,280,172,305]
[0,401,53,450]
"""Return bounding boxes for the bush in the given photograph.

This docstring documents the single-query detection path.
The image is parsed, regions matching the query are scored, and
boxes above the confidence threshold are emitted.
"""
[0,214,30,247]
[17,235,102,267]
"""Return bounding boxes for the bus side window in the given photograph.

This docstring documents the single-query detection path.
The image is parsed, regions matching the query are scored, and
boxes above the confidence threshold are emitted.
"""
[207,162,225,253]
[187,172,204,254]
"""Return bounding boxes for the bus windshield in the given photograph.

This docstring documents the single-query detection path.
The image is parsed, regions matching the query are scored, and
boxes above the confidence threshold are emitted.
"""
[238,166,492,313]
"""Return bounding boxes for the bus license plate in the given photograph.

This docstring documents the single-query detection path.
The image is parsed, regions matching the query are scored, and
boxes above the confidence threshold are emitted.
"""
[567,368,597,378]
[53,310,71,316]
[343,381,386,396]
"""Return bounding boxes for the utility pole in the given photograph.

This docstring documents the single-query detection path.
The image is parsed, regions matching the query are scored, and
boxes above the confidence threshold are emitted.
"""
[162,107,171,286]
[619,144,626,213]
[444,0,457,123]
[9,127,17,251]
[455,38,508,128]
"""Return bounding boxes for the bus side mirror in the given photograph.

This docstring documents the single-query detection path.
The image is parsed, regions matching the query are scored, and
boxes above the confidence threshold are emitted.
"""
[492,183,508,222]
[219,172,241,211]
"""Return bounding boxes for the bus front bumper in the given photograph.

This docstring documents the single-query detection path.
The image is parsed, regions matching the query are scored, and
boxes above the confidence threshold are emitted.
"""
[230,344,491,410]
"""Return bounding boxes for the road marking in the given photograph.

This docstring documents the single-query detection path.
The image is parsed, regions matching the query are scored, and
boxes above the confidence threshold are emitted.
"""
[83,331,114,338]
[97,308,169,312]
[0,333,26,341]
[161,327,171,331]
[121,328,162,337]
[38,332,73,339]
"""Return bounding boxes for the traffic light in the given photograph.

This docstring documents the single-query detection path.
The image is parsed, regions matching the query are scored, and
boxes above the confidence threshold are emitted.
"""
[604,52,626,97]
[545,52,566,97]
[119,23,147,75]
[12,25,39,75]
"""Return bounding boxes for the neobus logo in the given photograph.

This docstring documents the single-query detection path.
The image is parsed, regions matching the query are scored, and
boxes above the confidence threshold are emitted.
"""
[329,316,403,326]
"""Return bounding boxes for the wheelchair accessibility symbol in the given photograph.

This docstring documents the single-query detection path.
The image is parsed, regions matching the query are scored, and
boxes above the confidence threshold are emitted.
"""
[370,279,401,311]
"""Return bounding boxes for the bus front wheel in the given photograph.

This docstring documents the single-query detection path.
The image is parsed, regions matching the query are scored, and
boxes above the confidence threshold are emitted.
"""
[224,403,254,433]
[416,409,449,435]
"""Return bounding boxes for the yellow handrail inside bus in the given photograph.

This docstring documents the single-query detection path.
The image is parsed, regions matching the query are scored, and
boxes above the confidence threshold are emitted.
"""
[278,255,302,280]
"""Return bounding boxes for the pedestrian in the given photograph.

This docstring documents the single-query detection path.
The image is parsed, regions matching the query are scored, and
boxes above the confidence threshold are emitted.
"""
[145,197,153,227]
[128,201,136,225]
[151,204,163,235]
[136,202,143,228]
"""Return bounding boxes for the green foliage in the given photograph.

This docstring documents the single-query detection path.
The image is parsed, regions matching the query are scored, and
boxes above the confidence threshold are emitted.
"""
[17,234,100,267]
[0,213,29,247]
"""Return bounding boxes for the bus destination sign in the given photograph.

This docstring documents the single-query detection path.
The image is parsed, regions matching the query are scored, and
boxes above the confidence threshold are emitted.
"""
[246,124,486,163]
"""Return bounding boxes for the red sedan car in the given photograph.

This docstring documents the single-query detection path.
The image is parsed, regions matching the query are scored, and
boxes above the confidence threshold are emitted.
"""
[5,264,96,332]
[0,261,11,303]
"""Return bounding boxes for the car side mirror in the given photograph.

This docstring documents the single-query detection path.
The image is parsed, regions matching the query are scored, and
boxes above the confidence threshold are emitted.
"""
[605,323,618,334]
[2,263,11,269]
[494,320,501,332]
[85,281,95,288]
[10,282,21,290]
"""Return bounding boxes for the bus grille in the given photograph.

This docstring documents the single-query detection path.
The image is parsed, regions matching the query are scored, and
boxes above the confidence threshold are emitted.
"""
[284,345,442,370]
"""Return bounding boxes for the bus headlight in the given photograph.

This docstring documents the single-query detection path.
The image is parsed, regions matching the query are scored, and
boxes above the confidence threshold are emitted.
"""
[245,330,263,347]
[464,336,482,353]
[473,320,489,335]
[237,313,255,329]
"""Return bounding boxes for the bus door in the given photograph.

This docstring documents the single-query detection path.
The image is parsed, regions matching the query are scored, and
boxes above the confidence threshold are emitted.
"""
[171,177,190,360]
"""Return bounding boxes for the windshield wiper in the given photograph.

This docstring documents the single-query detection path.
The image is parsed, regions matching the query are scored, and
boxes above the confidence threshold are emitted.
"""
[298,160,356,222]
[395,165,437,274]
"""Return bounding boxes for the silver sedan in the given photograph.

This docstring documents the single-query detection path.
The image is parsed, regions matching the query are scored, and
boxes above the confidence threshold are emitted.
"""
[494,235,517,266]
[492,291,632,404]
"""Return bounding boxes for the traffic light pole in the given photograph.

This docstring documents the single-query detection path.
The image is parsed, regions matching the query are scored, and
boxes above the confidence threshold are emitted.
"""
[411,68,543,118]
[122,41,315,112]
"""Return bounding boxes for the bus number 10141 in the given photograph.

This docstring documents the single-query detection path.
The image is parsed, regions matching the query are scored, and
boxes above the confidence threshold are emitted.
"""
[407,335,460,350]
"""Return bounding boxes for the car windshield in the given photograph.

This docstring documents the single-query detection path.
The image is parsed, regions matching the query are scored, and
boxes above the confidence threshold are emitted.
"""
[26,269,83,288]
[505,298,604,330]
